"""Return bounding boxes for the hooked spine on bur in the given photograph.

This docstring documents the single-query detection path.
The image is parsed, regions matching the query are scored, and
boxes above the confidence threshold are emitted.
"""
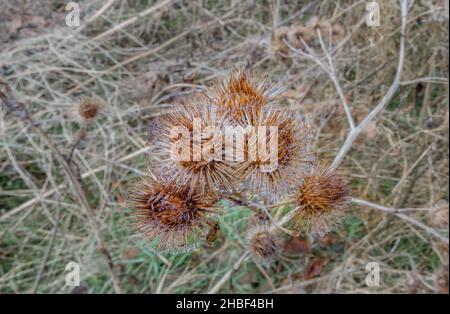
[128,69,351,260]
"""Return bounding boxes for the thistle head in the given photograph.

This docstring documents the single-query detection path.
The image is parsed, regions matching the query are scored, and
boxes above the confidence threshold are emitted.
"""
[290,164,350,237]
[128,172,219,253]
[246,224,283,266]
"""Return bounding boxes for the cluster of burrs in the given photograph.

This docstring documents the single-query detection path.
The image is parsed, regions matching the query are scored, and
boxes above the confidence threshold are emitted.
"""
[128,69,350,265]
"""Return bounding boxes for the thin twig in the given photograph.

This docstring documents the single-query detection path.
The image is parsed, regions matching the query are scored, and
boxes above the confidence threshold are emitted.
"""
[400,77,449,85]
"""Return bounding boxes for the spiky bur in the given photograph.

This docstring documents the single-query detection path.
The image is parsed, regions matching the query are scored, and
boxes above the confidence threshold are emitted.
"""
[246,224,283,266]
[272,26,291,56]
[435,263,449,294]
[205,69,283,126]
[128,172,219,253]
[289,165,350,237]
[271,19,345,57]
[287,25,313,49]
[69,97,102,124]
[235,110,315,199]
[149,103,236,196]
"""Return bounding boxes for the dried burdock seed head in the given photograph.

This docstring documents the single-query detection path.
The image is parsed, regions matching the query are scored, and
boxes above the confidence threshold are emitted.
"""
[287,25,313,49]
[70,97,102,124]
[290,164,350,237]
[428,199,449,229]
[246,224,283,266]
[150,103,236,196]
[272,26,291,54]
[206,69,283,126]
[205,220,220,245]
[235,110,315,199]
[128,172,219,253]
